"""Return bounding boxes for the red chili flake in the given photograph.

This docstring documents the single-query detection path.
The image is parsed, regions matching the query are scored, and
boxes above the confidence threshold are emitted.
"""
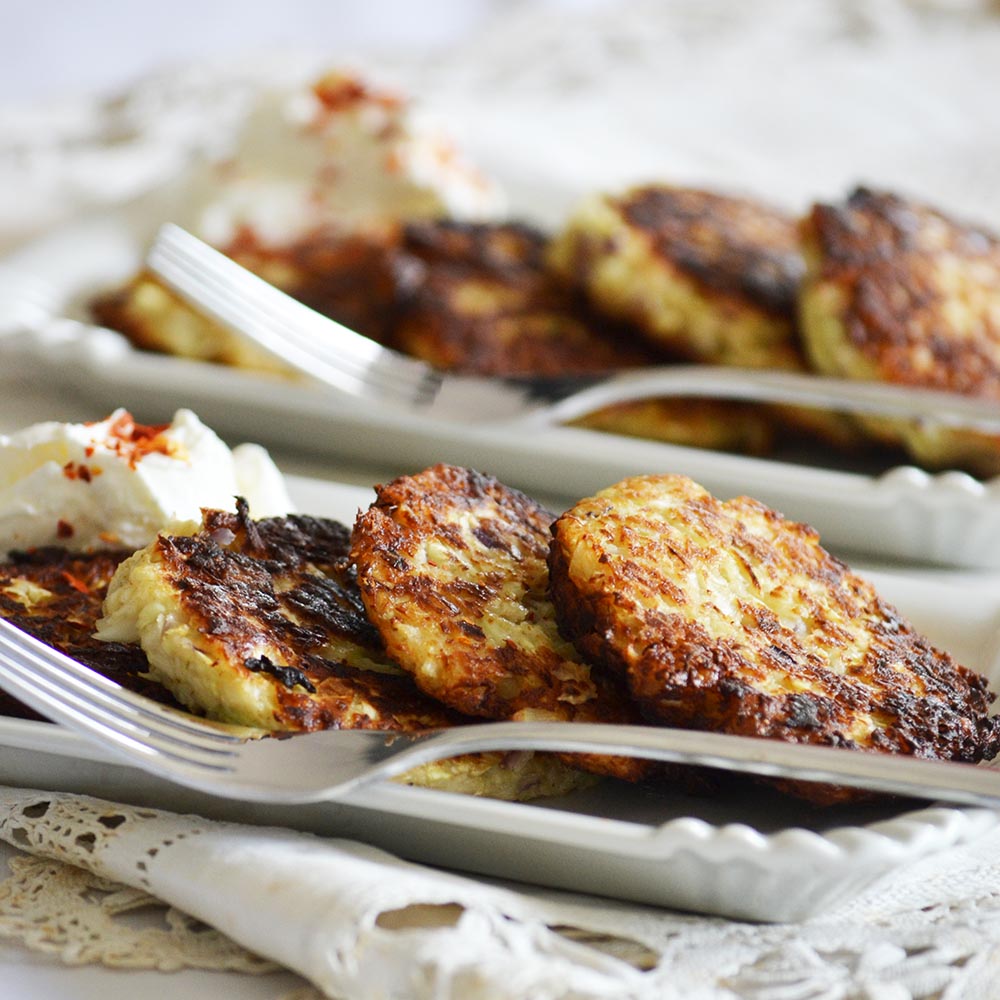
[384,149,403,176]
[100,411,176,469]
[56,519,74,540]
[60,570,90,594]
[312,71,404,113]
[62,461,99,482]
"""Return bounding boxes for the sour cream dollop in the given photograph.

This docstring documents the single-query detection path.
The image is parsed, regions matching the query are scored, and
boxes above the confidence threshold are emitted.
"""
[0,409,292,555]
[192,70,505,247]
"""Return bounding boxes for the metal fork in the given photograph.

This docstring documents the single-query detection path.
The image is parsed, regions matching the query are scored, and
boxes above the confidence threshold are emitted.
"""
[3,618,1000,808]
[146,223,1000,432]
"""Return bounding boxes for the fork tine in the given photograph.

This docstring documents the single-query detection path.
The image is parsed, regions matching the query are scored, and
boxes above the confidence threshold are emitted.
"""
[153,228,439,398]
[149,225,439,404]
[0,621,240,743]
[0,620,242,771]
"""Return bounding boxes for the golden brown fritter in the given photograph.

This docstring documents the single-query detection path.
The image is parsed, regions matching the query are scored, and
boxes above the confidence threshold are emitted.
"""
[350,464,649,782]
[96,500,593,801]
[97,500,471,732]
[799,187,1000,476]
[91,270,291,373]
[390,219,778,454]
[389,219,655,375]
[0,547,175,719]
[548,184,806,370]
[549,474,1000,803]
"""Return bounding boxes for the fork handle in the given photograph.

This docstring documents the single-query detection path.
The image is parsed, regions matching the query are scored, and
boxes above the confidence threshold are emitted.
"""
[370,722,1000,809]
[529,367,1000,434]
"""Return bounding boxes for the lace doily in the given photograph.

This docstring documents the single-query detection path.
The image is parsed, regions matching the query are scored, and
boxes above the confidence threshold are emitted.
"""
[0,852,277,973]
[4,785,1000,999]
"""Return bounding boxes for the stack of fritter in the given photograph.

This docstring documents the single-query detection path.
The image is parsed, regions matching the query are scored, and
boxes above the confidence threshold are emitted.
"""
[93,181,1000,474]
[0,502,591,802]
[347,465,999,805]
[66,464,999,808]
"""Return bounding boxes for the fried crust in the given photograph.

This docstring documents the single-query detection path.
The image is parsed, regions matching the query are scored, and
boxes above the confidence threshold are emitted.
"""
[98,501,465,732]
[549,474,1000,803]
[548,185,805,369]
[390,219,655,376]
[799,187,1000,475]
[0,548,175,718]
[350,464,649,781]
[95,502,594,800]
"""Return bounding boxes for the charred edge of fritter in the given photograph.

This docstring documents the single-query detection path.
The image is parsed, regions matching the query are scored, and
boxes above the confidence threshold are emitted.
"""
[617,186,805,316]
[805,186,1000,273]
[0,548,179,711]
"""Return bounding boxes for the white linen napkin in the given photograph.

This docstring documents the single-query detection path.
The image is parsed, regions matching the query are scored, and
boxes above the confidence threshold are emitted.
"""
[0,786,651,1000]
[7,784,1000,999]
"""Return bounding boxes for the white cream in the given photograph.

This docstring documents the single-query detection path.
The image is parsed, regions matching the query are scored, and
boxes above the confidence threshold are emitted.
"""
[0,409,292,556]
[191,70,504,247]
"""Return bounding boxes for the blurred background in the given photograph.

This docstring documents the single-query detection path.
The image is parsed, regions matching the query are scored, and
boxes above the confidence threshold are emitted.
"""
[5,0,519,103]
[4,0,1000,250]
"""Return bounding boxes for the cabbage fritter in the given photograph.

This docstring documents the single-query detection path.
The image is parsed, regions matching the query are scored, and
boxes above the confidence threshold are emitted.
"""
[547,184,868,453]
[548,184,805,369]
[0,547,173,719]
[549,474,1000,803]
[350,464,649,782]
[95,500,594,802]
[91,270,289,373]
[799,187,1000,476]
[390,218,777,454]
[390,219,654,375]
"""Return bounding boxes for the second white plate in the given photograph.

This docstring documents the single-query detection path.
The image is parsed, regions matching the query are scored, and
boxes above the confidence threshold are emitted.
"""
[4,196,1000,568]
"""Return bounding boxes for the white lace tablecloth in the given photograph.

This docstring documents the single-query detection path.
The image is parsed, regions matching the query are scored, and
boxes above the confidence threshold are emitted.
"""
[4,2,1000,998]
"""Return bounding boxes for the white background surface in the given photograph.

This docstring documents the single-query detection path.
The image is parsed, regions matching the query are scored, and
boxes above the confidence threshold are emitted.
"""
[5,0,598,104]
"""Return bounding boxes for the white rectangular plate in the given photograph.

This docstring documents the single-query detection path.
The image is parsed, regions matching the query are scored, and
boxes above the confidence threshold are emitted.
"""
[4,182,1000,568]
[1,473,999,923]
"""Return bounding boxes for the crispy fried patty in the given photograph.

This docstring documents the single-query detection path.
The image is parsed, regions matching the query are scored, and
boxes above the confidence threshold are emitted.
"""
[0,547,177,719]
[97,500,467,732]
[390,219,778,454]
[95,501,592,801]
[351,464,649,781]
[389,219,655,375]
[799,187,1000,476]
[549,474,1000,801]
[548,185,806,369]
